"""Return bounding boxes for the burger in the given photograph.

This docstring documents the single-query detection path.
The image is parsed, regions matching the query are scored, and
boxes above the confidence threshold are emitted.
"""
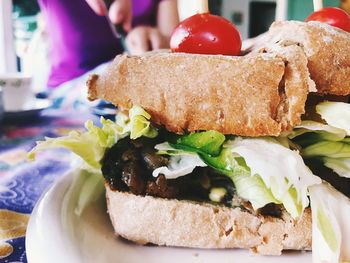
[29,20,350,262]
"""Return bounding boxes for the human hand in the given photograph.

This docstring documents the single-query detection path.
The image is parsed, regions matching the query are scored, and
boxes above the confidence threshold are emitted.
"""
[85,0,132,31]
[341,0,350,15]
[125,26,169,55]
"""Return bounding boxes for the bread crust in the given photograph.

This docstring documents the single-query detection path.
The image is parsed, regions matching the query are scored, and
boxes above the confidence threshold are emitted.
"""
[258,21,350,96]
[87,50,310,136]
[106,186,312,256]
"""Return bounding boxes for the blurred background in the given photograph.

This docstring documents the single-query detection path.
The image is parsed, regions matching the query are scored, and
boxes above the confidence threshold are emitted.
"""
[0,0,346,94]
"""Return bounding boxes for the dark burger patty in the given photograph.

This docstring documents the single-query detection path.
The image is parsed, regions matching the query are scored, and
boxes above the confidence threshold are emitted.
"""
[101,137,286,217]
[101,137,236,204]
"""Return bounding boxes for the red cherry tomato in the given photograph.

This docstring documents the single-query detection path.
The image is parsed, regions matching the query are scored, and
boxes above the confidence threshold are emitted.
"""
[306,7,350,33]
[170,13,242,56]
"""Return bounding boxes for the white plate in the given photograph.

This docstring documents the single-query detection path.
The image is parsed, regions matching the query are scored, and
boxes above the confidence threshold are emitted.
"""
[26,170,312,263]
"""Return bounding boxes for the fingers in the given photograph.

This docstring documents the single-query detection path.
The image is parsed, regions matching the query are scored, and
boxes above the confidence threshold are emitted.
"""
[148,29,165,50]
[86,0,132,31]
[157,0,179,38]
[109,0,132,32]
[122,0,132,32]
[85,0,107,16]
[126,27,149,55]
[109,1,123,24]
[126,26,168,55]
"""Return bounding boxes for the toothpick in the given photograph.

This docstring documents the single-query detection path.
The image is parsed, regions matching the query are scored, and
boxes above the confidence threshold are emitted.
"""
[313,0,323,11]
[197,0,209,14]
[275,0,288,21]
[177,0,209,21]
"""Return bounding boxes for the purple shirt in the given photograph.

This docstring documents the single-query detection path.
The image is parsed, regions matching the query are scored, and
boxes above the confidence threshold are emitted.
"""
[39,0,162,87]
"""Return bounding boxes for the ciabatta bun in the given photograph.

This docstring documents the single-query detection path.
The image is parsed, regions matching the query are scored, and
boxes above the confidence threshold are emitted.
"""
[106,186,312,256]
[88,46,311,136]
[252,21,350,96]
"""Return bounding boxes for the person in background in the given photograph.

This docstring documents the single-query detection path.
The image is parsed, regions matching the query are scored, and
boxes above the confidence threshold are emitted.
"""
[38,0,178,88]
[341,0,350,14]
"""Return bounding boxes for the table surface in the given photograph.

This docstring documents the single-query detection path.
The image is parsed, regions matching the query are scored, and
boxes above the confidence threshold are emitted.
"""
[0,107,96,262]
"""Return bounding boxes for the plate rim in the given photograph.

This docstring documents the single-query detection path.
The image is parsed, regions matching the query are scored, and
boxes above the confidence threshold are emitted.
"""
[26,170,78,263]
[26,169,312,263]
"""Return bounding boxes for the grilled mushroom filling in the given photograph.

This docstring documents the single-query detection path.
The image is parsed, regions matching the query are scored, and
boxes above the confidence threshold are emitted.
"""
[101,137,286,217]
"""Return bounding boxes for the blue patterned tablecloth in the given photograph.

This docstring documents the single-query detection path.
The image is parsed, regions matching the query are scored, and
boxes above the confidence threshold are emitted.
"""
[0,108,96,262]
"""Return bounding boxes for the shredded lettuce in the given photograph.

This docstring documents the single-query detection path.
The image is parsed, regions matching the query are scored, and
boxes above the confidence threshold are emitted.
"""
[155,137,320,218]
[232,173,280,210]
[152,131,227,179]
[63,168,105,216]
[154,141,243,178]
[27,101,350,260]
[227,138,321,218]
[199,147,241,175]
[128,106,158,139]
[303,141,350,158]
[289,120,347,142]
[155,141,273,212]
[343,138,350,144]
[323,157,350,178]
[152,154,207,179]
[29,105,158,172]
[155,142,280,210]
[309,183,350,263]
[316,102,350,136]
[28,125,109,172]
[287,106,350,179]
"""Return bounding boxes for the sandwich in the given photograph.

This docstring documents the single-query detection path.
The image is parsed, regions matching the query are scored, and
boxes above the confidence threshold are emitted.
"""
[29,20,350,261]
[247,20,350,96]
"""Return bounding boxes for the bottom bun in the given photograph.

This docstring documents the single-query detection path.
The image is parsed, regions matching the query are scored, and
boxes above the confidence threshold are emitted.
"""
[106,185,311,256]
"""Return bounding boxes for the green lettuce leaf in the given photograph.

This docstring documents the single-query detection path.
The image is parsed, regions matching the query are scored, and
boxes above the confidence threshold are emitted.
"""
[273,179,304,219]
[232,173,280,210]
[316,102,350,136]
[128,105,158,139]
[309,183,350,263]
[342,138,350,144]
[303,141,350,158]
[173,130,225,156]
[155,141,281,210]
[199,147,240,175]
[155,142,195,156]
[227,137,321,218]
[287,104,350,179]
[156,137,320,218]
[29,105,158,171]
[289,120,346,142]
[28,125,110,172]
[323,157,350,178]
[63,168,105,216]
